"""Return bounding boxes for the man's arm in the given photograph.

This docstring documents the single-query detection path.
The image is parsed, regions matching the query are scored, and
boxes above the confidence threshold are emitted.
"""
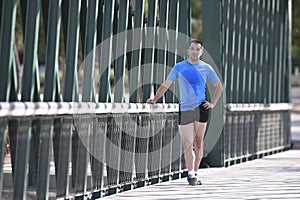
[146,80,173,104]
[203,81,223,109]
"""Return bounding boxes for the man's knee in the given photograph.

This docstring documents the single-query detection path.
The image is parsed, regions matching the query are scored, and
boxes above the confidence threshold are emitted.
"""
[194,138,203,149]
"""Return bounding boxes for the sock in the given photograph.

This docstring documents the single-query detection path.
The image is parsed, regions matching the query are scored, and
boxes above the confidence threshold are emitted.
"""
[188,170,195,178]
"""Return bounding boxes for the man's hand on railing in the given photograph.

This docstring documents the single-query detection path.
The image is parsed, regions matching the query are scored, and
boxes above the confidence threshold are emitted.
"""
[146,98,156,104]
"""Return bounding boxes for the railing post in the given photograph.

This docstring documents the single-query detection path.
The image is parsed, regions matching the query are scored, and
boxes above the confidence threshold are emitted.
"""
[141,0,157,102]
[165,0,178,103]
[113,0,129,103]
[44,0,62,102]
[82,0,99,102]
[63,0,81,102]
[13,119,32,200]
[21,0,41,102]
[0,0,17,101]
[0,119,7,200]
[129,0,144,103]
[202,0,224,167]
[36,119,53,199]
[98,0,115,102]
[55,117,73,198]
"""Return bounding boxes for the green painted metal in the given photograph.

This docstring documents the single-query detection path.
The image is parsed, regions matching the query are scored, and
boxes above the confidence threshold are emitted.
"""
[141,0,157,103]
[13,119,32,200]
[113,0,129,103]
[96,0,104,45]
[10,47,19,101]
[63,0,81,102]
[0,0,193,105]
[74,116,90,194]
[41,0,49,37]
[0,0,17,101]
[36,118,53,199]
[286,0,292,103]
[59,3,83,196]
[0,119,7,200]
[98,0,115,102]
[0,1,2,22]
[202,0,224,167]
[177,0,189,62]
[165,0,178,103]
[74,3,99,195]
[61,0,69,53]
[174,0,190,103]
[21,0,41,102]
[129,0,144,103]
[82,0,99,102]
[44,0,62,102]
[0,0,293,198]
[20,0,27,31]
[80,0,87,58]
[155,0,168,103]
[247,0,255,103]
[203,0,291,166]
[19,0,38,94]
[56,117,73,197]
[206,0,291,104]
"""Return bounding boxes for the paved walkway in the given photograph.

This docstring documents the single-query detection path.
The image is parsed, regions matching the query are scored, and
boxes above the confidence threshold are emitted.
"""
[102,150,300,200]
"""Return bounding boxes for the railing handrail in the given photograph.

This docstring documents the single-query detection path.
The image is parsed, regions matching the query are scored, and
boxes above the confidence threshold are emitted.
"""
[0,102,180,117]
[226,103,292,112]
[0,102,292,117]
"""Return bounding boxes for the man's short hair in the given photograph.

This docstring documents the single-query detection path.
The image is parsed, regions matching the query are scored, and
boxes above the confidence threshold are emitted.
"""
[189,39,203,47]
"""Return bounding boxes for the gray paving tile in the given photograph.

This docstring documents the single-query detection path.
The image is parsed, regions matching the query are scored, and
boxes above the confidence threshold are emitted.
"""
[101,150,300,200]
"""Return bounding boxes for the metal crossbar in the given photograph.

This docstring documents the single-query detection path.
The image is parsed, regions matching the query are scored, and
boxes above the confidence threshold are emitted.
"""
[0,102,179,117]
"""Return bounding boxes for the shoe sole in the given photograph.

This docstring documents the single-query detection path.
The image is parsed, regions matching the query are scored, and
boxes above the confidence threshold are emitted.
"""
[188,178,197,186]
[188,179,202,186]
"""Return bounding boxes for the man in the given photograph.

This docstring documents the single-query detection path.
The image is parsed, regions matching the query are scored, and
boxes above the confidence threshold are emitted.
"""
[146,39,223,185]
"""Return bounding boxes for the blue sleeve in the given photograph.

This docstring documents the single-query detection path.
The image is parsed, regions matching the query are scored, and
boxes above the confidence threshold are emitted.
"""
[207,65,220,83]
[167,68,178,81]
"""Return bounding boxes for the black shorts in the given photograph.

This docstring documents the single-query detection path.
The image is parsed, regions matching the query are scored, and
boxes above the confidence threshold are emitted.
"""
[178,102,210,125]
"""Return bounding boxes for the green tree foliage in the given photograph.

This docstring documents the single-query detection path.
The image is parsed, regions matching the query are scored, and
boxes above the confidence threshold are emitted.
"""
[190,0,202,40]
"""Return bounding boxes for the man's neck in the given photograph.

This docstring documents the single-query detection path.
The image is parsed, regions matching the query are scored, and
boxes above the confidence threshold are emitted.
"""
[187,59,199,65]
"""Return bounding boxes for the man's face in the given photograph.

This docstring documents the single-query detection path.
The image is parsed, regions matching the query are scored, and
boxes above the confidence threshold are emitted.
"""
[187,42,203,62]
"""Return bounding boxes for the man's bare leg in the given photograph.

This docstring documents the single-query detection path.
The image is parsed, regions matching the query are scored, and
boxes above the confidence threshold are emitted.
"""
[193,122,207,172]
[178,123,195,172]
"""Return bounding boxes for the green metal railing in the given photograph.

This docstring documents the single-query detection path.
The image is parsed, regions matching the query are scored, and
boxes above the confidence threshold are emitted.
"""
[224,103,291,166]
[0,0,293,198]
[203,0,291,104]
[0,0,190,103]
[0,1,190,199]
[202,0,292,166]
[0,102,183,199]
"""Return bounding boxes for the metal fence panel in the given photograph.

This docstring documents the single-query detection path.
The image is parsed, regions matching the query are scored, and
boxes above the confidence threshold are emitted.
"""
[0,119,7,200]
[36,118,53,199]
[148,112,163,181]
[203,0,291,166]
[44,0,62,102]
[0,0,293,198]
[13,118,32,199]
[0,0,17,101]
[224,107,290,166]
[56,117,73,197]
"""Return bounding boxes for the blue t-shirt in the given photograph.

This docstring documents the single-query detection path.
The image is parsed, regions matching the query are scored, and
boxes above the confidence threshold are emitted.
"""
[167,60,219,111]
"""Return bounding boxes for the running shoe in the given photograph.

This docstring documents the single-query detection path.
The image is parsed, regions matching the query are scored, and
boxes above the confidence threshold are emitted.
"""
[187,176,197,186]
